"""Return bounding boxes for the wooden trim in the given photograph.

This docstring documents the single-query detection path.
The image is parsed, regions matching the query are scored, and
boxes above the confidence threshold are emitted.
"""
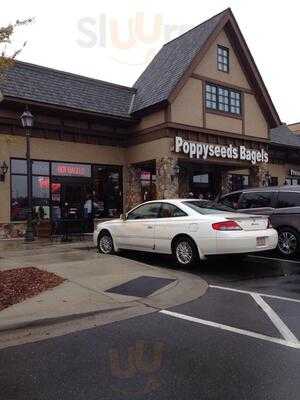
[242,92,245,135]
[191,73,254,94]
[3,96,136,124]
[128,120,270,146]
[168,12,230,103]
[224,14,281,127]
[202,80,206,128]
[167,122,269,143]
[206,108,242,121]
[164,104,171,122]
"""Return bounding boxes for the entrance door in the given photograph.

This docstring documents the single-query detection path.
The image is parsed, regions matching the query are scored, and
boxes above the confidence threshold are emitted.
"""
[62,183,86,219]
[51,179,93,229]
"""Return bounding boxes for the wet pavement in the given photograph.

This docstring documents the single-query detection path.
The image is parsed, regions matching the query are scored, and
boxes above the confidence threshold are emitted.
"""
[0,249,299,399]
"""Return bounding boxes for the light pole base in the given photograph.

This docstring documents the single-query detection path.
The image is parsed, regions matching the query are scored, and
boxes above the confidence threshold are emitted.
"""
[24,224,35,242]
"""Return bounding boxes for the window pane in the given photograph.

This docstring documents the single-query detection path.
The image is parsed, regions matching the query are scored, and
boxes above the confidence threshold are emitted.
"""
[193,174,209,183]
[239,192,274,209]
[11,175,28,221]
[220,193,241,209]
[32,176,50,219]
[11,159,27,174]
[127,203,161,220]
[159,203,187,218]
[33,176,50,202]
[277,192,300,208]
[32,161,49,175]
[93,166,122,218]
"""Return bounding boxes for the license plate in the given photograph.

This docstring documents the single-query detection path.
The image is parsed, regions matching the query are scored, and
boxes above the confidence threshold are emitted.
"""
[257,237,266,246]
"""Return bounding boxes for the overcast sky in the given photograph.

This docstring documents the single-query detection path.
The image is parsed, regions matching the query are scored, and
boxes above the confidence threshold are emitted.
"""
[1,0,299,124]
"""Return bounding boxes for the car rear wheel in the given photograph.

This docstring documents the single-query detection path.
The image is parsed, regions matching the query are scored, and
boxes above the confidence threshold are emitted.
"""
[277,228,299,257]
[173,237,199,267]
[98,231,115,255]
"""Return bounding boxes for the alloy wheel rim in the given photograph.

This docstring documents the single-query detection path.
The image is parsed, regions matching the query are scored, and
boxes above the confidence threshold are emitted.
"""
[176,241,193,265]
[99,235,113,254]
[278,232,297,255]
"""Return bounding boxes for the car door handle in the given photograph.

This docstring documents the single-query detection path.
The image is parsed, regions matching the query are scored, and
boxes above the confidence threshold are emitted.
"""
[147,226,154,229]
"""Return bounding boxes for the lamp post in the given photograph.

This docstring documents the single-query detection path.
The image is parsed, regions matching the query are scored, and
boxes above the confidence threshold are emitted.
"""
[21,109,34,242]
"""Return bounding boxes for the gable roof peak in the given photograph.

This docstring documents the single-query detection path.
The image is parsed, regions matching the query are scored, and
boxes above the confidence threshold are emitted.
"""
[132,8,281,128]
[163,8,231,48]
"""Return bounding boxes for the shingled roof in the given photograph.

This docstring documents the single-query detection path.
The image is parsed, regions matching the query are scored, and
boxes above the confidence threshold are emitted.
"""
[1,61,136,119]
[0,8,281,128]
[132,9,227,113]
[270,124,300,148]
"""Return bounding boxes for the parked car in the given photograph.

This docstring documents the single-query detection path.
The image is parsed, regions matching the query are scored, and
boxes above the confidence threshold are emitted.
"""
[93,199,277,266]
[219,185,300,257]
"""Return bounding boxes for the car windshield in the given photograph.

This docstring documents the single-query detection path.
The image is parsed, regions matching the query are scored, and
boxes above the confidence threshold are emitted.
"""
[183,200,235,214]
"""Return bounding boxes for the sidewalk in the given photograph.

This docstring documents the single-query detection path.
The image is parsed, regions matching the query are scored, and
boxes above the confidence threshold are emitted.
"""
[0,240,207,332]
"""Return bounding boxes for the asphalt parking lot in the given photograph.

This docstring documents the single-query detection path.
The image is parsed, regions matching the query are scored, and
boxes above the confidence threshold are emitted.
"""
[1,250,299,399]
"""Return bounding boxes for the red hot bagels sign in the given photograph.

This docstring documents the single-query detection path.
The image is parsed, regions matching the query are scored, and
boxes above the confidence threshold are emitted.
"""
[174,136,268,165]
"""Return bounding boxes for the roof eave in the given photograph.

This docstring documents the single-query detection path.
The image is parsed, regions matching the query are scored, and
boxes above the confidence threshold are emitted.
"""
[3,95,138,123]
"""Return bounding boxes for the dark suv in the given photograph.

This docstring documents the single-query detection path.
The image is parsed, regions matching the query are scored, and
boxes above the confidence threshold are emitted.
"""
[219,186,300,257]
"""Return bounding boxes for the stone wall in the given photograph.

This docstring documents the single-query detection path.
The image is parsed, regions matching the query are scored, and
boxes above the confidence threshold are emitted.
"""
[125,166,143,211]
[249,164,269,187]
[220,172,232,194]
[156,157,179,199]
[0,222,26,239]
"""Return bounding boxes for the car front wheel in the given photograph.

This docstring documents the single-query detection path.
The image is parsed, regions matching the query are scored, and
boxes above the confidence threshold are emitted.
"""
[277,228,299,257]
[98,231,115,254]
[173,237,199,267]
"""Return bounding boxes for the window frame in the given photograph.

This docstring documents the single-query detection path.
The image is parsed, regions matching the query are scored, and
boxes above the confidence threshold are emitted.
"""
[126,202,162,220]
[217,45,229,73]
[205,83,242,117]
[158,202,188,218]
[276,191,300,209]
[10,157,123,222]
[220,192,242,209]
[238,191,277,210]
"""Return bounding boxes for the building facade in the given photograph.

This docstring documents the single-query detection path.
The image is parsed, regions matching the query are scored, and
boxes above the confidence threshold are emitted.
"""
[1,8,300,238]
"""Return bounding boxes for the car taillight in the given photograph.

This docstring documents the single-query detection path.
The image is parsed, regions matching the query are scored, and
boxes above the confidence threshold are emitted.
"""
[267,219,273,229]
[212,220,242,231]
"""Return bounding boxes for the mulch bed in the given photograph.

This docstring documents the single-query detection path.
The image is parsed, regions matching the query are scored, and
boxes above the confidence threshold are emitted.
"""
[0,267,65,311]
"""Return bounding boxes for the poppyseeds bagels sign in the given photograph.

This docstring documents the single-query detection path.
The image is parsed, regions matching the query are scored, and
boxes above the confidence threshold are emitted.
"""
[174,136,268,165]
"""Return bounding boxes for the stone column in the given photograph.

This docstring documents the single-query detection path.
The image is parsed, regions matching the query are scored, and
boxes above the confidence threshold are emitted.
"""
[220,171,232,194]
[125,165,142,211]
[156,157,179,199]
[249,164,269,187]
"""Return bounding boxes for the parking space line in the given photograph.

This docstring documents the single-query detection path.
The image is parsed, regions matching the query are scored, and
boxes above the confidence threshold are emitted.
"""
[248,254,300,264]
[160,310,300,349]
[251,293,298,342]
[209,285,300,304]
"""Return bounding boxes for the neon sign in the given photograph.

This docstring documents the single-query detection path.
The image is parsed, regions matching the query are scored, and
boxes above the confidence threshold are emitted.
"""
[52,162,91,177]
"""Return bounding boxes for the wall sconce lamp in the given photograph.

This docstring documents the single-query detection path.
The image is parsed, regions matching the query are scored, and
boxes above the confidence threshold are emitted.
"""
[0,161,8,182]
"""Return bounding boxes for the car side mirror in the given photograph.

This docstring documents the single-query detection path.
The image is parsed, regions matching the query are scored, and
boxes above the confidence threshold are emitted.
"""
[120,213,127,221]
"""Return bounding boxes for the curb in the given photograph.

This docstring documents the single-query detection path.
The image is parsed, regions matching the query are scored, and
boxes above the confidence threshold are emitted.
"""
[0,304,136,333]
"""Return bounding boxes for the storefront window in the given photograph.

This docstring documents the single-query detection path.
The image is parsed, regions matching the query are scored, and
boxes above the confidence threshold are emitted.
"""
[11,159,27,174]
[10,159,122,224]
[11,175,28,221]
[93,166,122,218]
[141,170,156,202]
[32,161,50,175]
[32,176,50,219]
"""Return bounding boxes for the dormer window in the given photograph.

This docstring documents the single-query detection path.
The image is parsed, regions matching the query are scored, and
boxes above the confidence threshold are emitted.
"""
[217,45,229,72]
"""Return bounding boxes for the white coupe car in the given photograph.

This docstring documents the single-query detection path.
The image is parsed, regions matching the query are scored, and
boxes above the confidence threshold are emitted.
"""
[93,199,278,266]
